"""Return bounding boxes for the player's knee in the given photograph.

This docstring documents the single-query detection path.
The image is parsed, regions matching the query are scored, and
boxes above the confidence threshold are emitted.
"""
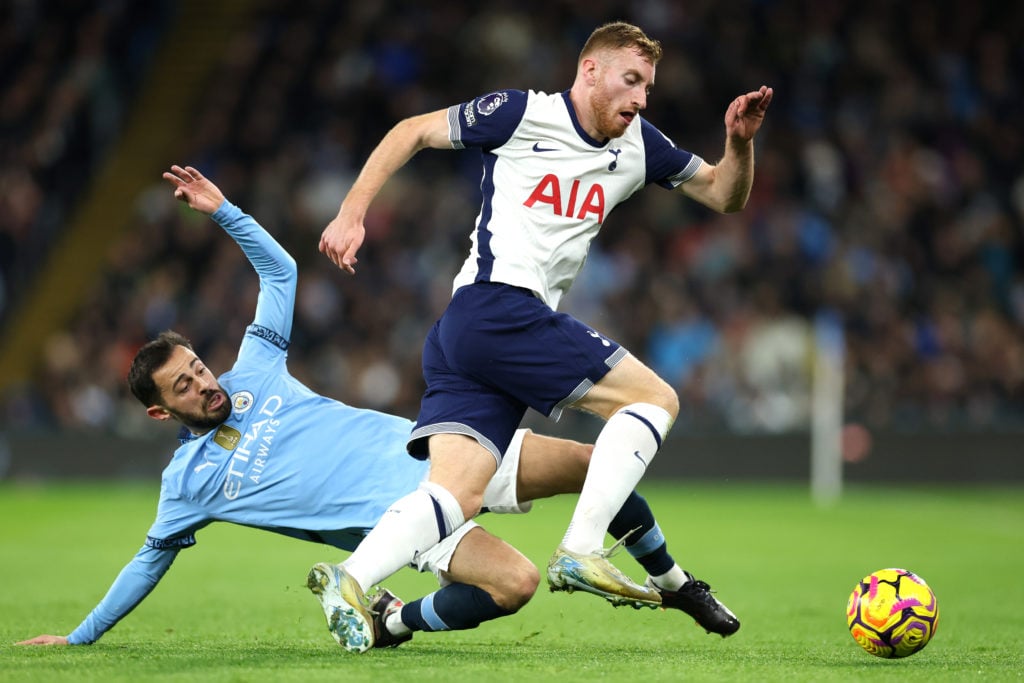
[569,439,593,470]
[615,375,679,421]
[492,559,540,612]
[649,378,679,419]
[459,491,485,521]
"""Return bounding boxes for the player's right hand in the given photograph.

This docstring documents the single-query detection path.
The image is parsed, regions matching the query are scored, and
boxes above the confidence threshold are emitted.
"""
[162,165,226,216]
[16,634,69,646]
[319,213,365,276]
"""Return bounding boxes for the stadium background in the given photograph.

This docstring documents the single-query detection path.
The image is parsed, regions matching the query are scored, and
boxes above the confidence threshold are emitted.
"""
[0,0,1022,482]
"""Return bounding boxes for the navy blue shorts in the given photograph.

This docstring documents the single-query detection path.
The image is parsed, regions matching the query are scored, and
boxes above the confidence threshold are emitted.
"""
[408,282,627,462]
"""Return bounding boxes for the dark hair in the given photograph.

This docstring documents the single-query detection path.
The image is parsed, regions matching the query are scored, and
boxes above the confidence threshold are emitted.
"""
[579,21,663,65]
[127,330,195,407]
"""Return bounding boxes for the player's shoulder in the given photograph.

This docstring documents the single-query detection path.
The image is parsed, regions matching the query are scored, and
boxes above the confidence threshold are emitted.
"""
[522,89,567,110]
[461,89,529,123]
[217,354,289,404]
[163,435,209,477]
[159,441,195,496]
[637,114,669,140]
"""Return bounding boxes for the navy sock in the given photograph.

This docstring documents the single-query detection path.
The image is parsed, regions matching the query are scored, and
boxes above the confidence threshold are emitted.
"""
[608,491,676,576]
[400,583,512,632]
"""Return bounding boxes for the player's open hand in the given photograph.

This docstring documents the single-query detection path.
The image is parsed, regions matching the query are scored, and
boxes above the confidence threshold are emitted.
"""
[724,85,773,142]
[16,634,69,646]
[319,212,365,276]
[162,165,225,215]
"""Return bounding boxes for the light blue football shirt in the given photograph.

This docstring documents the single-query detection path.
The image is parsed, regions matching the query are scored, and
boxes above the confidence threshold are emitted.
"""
[68,201,426,644]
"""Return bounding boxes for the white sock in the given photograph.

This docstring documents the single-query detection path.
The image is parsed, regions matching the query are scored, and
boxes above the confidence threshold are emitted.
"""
[420,481,466,533]
[649,565,690,591]
[385,611,412,637]
[343,482,465,590]
[562,403,672,553]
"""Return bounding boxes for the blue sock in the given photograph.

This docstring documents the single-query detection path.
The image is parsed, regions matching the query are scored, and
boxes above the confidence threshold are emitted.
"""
[400,583,512,632]
[608,491,676,576]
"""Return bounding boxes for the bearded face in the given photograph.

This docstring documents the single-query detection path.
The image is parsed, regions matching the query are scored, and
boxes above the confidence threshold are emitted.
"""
[148,344,231,434]
[162,388,232,433]
[585,47,655,140]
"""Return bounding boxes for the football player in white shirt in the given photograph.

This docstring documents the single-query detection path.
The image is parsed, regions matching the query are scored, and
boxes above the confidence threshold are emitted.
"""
[317,21,770,651]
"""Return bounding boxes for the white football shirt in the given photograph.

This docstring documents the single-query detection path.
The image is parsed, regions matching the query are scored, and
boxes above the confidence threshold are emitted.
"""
[447,89,704,309]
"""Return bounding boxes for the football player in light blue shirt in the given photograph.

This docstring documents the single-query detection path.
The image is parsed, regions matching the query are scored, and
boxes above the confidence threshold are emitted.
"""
[17,165,700,649]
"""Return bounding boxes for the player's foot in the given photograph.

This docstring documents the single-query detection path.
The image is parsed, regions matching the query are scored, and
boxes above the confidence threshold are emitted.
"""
[307,562,375,653]
[369,588,412,649]
[647,573,740,637]
[547,544,661,608]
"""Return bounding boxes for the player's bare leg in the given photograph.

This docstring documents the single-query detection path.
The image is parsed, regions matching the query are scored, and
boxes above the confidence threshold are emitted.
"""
[374,527,538,644]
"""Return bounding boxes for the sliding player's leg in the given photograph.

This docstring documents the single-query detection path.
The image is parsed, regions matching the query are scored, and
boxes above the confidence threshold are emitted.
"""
[373,523,538,646]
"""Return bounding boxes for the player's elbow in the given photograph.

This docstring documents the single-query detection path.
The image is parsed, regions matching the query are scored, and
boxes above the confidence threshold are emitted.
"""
[683,166,750,214]
[720,194,749,213]
[392,110,448,152]
[274,252,298,280]
[700,190,747,214]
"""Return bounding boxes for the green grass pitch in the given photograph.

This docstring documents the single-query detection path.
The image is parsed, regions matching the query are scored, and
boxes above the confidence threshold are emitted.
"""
[2,481,1022,682]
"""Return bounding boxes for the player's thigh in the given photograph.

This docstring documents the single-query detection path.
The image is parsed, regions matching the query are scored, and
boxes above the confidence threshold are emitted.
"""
[440,283,623,420]
[515,431,591,501]
[574,353,679,419]
[412,313,529,463]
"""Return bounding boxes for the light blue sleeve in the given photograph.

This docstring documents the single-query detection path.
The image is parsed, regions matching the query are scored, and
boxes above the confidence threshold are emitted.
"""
[209,200,298,364]
[66,544,180,645]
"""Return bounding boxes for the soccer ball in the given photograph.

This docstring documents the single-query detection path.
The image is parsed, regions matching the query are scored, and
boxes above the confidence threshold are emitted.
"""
[846,568,939,658]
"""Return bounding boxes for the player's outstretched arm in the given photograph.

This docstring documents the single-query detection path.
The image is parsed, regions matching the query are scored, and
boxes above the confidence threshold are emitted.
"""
[16,545,180,646]
[320,109,450,275]
[678,85,773,214]
[162,164,226,215]
[15,634,68,646]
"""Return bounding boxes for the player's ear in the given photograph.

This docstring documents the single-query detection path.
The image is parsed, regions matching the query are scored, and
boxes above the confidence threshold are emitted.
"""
[146,405,173,422]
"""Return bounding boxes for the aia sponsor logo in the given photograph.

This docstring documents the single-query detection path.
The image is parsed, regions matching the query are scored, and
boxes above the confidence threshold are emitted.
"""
[523,175,605,223]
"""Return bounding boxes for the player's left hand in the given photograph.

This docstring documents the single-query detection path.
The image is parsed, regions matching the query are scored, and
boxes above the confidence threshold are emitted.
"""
[724,85,773,142]
[162,165,226,215]
[16,634,69,646]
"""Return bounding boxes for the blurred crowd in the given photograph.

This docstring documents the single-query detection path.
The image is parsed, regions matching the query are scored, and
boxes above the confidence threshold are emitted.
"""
[0,0,171,326]
[2,0,1023,437]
